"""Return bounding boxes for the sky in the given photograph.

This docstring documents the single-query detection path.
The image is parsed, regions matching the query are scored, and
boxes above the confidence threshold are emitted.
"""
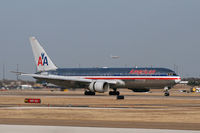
[0,0,200,80]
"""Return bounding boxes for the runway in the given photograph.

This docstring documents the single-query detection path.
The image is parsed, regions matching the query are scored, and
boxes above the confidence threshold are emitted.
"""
[0,125,199,133]
[0,89,200,130]
[1,89,200,100]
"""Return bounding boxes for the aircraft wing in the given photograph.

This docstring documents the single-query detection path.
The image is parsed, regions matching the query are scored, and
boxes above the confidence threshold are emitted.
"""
[21,73,123,88]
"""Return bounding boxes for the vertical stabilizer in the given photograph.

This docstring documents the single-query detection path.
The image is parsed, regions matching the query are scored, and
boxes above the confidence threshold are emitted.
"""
[29,37,57,72]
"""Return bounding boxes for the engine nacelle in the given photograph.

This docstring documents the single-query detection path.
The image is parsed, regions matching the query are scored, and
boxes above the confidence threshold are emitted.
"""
[129,88,150,92]
[89,81,109,93]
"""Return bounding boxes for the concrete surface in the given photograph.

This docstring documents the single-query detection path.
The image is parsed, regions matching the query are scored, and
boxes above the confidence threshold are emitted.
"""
[1,89,200,130]
[0,125,200,133]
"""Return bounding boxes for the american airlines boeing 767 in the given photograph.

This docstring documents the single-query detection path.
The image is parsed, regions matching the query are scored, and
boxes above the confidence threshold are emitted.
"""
[20,37,181,96]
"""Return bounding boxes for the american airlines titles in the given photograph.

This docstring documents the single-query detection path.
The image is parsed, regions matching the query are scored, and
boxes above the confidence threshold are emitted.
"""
[129,69,156,75]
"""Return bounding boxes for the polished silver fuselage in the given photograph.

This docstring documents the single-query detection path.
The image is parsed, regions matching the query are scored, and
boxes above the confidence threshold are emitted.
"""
[38,67,181,90]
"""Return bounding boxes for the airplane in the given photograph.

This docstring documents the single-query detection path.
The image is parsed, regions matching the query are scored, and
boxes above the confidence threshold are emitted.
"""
[110,55,120,59]
[19,37,181,96]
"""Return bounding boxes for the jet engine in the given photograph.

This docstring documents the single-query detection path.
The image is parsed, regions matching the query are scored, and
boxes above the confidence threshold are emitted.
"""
[89,81,109,93]
[129,88,150,92]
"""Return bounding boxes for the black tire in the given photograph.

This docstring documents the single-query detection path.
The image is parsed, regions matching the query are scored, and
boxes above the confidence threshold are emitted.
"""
[109,91,114,95]
[164,92,170,96]
[116,91,120,96]
[91,92,95,95]
[85,91,95,95]
[109,91,120,95]
[84,91,88,95]
[117,95,124,100]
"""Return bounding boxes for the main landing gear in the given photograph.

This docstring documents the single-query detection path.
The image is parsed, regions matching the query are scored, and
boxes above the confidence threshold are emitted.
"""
[84,91,95,95]
[109,88,120,95]
[164,86,171,96]
[109,88,124,100]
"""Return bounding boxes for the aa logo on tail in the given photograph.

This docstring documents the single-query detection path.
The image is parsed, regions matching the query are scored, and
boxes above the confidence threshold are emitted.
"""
[37,53,48,66]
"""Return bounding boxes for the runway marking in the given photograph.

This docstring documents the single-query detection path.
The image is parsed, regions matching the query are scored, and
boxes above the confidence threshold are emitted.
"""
[0,124,199,133]
[0,106,138,110]
[0,106,189,111]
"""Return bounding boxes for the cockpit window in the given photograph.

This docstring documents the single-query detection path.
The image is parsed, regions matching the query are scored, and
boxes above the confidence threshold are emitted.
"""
[168,73,177,76]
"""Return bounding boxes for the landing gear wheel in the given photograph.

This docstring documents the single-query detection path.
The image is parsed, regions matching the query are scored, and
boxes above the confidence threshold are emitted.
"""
[164,92,170,96]
[109,91,113,95]
[109,91,120,96]
[116,91,120,95]
[84,91,95,95]
[163,86,170,96]
[117,95,124,100]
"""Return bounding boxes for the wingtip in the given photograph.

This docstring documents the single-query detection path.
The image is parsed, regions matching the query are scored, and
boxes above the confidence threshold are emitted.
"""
[10,71,27,75]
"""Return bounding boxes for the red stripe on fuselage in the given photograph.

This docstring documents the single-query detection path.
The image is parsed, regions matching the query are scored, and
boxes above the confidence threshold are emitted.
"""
[85,77,180,80]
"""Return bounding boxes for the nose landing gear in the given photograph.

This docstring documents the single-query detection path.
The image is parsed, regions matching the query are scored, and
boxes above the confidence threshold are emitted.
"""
[164,86,171,96]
